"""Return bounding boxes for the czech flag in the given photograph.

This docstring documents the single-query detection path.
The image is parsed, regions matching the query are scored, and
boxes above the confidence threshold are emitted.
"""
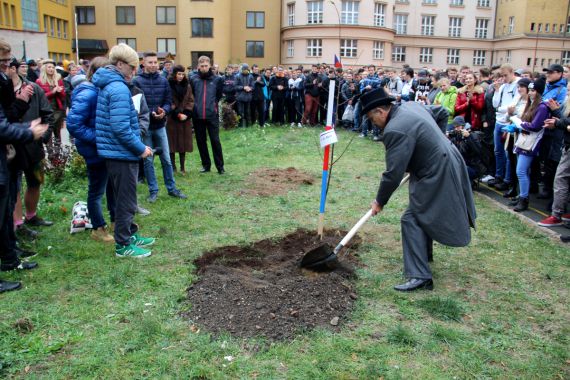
[334,54,342,68]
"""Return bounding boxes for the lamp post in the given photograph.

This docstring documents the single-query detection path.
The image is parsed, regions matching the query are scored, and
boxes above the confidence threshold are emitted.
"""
[329,0,342,61]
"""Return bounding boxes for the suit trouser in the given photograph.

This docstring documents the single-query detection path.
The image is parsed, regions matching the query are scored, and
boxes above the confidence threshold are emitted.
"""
[106,160,138,246]
[401,209,433,280]
[193,118,224,171]
[0,184,19,266]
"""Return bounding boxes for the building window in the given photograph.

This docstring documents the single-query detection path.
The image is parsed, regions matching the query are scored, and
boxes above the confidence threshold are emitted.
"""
[449,17,462,37]
[419,47,433,63]
[392,45,406,62]
[421,15,435,36]
[306,39,322,57]
[246,11,264,28]
[21,0,39,31]
[506,50,511,63]
[156,6,175,24]
[473,50,486,66]
[567,16,570,33]
[287,3,295,26]
[76,6,95,25]
[157,38,176,54]
[116,6,135,25]
[117,38,136,50]
[10,4,16,27]
[62,20,68,39]
[341,1,359,25]
[56,19,61,38]
[477,0,489,7]
[394,14,408,35]
[450,0,463,5]
[246,41,264,58]
[340,39,357,58]
[50,16,55,36]
[374,3,385,27]
[192,18,213,37]
[447,48,460,65]
[530,22,535,32]
[373,41,384,60]
[307,1,323,24]
[553,24,557,33]
[562,51,570,65]
[475,18,488,39]
[287,40,294,57]
[545,23,550,33]
[423,0,437,4]
[538,23,542,32]
[508,16,514,34]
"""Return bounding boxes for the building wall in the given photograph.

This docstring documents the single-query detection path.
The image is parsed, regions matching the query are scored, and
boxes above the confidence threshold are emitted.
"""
[38,0,73,61]
[0,0,21,30]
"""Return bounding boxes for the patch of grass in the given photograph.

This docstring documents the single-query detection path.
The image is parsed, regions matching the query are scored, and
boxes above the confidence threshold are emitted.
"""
[416,296,465,322]
[430,323,464,344]
[387,324,417,346]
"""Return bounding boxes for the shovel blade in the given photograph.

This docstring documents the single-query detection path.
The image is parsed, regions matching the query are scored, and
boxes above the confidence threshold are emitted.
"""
[300,243,337,269]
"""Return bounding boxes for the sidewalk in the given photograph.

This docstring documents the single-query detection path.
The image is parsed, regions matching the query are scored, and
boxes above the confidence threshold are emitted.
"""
[476,181,570,241]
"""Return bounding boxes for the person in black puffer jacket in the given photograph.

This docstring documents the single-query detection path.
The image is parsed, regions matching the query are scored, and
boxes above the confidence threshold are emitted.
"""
[268,67,288,125]
[250,64,266,127]
[234,63,255,127]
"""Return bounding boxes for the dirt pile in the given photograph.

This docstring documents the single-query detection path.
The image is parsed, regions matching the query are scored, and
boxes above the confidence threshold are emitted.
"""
[240,167,315,196]
[185,229,361,341]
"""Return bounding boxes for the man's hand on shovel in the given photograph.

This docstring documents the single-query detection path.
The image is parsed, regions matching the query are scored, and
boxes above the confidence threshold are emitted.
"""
[370,200,383,216]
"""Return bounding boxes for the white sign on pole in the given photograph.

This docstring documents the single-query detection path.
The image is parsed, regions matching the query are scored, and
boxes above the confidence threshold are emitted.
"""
[320,129,338,148]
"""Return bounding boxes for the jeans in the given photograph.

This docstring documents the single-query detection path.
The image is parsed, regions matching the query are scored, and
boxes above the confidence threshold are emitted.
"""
[143,127,177,195]
[353,101,361,131]
[494,122,511,182]
[516,154,534,199]
[86,161,116,229]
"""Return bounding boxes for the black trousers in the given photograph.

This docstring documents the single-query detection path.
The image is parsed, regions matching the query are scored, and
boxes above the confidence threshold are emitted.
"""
[250,98,265,126]
[106,160,139,246]
[0,184,18,266]
[236,101,251,127]
[193,118,224,171]
[271,97,285,124]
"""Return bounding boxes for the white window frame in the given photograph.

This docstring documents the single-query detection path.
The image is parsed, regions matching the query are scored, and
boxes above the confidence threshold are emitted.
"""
[392,45,406,62]
[447,48,460,65]
[450,0,463,5]
[449,17,462,37]
[157,38,176,54]
[545,23,550,33]
[287,3,295,26]
[421,15,435,36]
[506,50,511,63]
[562,51,570,65]
[473,50,486,66]
[340,39,358,58]
[423,0,437,4]
[374,2,385,27]
[477,0,489,6]
[306,38,322,57]
[307,1,323,24]
[287,40,294,57]
[373,41,384,60]
[117,38,136,50]
[475,18,488,39]
[508,16,514,34]
[394,13,408,35]
[341,1,359,25]
[419,47,433,64]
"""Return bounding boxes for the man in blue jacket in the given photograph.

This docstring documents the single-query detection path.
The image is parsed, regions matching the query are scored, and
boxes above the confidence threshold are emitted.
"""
[92,43,155,258]
[133,51,186,203]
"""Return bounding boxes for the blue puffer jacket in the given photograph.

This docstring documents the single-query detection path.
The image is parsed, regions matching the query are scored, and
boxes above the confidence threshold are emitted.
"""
[92,66,146,161]
[132,71,171,130]
[66,82,102,165]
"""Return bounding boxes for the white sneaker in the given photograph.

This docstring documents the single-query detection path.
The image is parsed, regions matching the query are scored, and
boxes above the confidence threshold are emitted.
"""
[137,206,151,216]
[297,123,303,128]
[290,122,295,127]
[481,175,494,183]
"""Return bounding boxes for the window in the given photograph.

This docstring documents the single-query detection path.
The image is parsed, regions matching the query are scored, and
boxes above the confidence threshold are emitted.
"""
[246,11,264,28]
[421,15,435,36]
[62,20,68,39]
[567,16,570,33]
[156,6,175,24]
[287,3,295,26]
[508,16,514,34]
[450,0,463,5]
[50,17,55,36]
[10,4,15,27]
[373,41,384,60]
[538,23,542,32]
[117,38,136,50]
[76,6,95,24]
[506,50,511,63]
[306,39,322,57]
[475,18,488,39]
[420,47,433,63]
[43,15,48,32]
[374,3,385,27]
[530,22,535,32]
[116,6,135,25]
[157,38,176,54]
[477,0,490,6]
[192,18,213,37]
[449,17,462,37]
[392,46,406,62]
[307,1,323,24]
[340,39,357,58]
[394,14,408,35]
[447,48,460,65]
[423,0,437,4]
[527,57,532,66]
[246,41,264,58]
[473,50,486,66]
[553,24,557,33]
[56,19,61,38]
[562,51,570,65]
[22,0,39,31]
[545,23,550,33]
[287,40,294,57]
[341,1,359,25]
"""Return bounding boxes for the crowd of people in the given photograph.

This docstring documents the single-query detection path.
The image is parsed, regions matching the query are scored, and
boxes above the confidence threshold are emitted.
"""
[1,36,570,292]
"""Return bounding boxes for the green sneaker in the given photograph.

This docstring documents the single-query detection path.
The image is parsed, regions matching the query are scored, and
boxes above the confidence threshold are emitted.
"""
[115,243,152,258]
[130,233,156,247]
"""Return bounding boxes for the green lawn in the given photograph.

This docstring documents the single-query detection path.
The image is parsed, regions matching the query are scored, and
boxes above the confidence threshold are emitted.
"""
[1,126,569,379]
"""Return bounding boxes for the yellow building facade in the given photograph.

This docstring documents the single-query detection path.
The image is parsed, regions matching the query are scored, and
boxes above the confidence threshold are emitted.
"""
[73,0,282,69]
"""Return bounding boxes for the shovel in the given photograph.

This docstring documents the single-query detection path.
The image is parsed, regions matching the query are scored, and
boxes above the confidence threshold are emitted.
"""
[300,174,410,270]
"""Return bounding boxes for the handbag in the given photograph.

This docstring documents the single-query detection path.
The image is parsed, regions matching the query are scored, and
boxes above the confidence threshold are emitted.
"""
[514,129,544,151]
[342,104,354,122]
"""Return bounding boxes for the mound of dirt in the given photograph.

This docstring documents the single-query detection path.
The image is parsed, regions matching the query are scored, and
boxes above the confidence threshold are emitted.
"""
[240,167,315,196]
[184,229,361,341]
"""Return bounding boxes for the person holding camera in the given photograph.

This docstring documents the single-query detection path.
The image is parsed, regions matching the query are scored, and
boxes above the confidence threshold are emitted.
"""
[448,116,487,183]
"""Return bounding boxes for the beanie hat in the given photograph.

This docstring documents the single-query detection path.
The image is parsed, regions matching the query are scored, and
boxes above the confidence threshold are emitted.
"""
[528,77,546,95]
[517,78,531,89]
[241,63,250,71]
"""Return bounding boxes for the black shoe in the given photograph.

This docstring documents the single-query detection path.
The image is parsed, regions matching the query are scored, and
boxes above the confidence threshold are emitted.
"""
[536,190,552,200]
[494,182,510,191]
[218,169,225,175]
[487,177,503,187]
[168,190,188,199]
[200,167,211,173]
[1,261,38,272]
[508,196,519,206]
[147,193,158,203]
[16,225,39,240]
[394,278,434,292]
[24,215,53,227]
[560,235,570,243]
[0,280,21,293]
[513,197,529,212]
[503,188,517,198]
[15,247,37,259]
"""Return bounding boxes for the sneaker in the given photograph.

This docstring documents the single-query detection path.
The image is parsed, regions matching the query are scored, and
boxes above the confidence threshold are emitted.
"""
[130,233,155,247]
[561,214,570,222]
[538,216,563,227]
[168,190,188,199]
[290,122,295,127]
[372,135,381,142]
[147,193,158,203]
[136,206,151,216]
[24,215,54,227]
[481,175,494,183]
[297,123,303,128]
[115,243,151,258]
[358,133,367,138]
[91,227,114,243]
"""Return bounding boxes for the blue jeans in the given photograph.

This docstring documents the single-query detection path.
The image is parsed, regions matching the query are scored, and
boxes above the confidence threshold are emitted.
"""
[143,127,177,195]
[516,154,534,199]
[353,101,361,131]
[86,161,115,229]
[494,122,511,182]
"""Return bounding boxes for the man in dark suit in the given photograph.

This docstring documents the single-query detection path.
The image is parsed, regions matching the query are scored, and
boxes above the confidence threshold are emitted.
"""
[361,88,477,292]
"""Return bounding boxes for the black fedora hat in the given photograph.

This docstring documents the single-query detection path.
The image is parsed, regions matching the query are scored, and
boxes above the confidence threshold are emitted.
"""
[360,88,396,114]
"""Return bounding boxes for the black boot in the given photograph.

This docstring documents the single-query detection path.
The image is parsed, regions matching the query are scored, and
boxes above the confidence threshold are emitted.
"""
[495,181,510,191]
[513,197,529,212]
[488,177,503,188]
[508,196,519,206]
[503,187,517,198]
